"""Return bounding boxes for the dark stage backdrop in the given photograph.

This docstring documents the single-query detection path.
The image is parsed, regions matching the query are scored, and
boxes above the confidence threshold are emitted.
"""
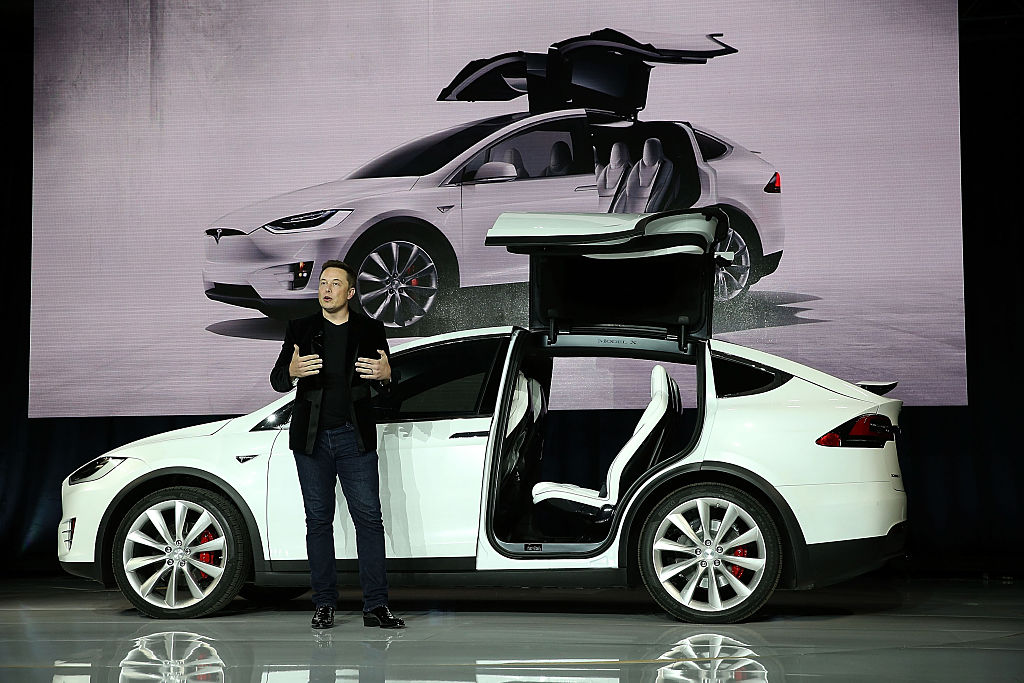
[3,2,1021,575]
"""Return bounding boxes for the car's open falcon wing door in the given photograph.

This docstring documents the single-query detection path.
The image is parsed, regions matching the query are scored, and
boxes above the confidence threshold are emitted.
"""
[485,207,730,348]
[438,29,737,118]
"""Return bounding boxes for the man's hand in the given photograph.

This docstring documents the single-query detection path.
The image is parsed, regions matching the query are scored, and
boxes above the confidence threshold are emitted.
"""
[356,349,391,382]
[289,344,322,379]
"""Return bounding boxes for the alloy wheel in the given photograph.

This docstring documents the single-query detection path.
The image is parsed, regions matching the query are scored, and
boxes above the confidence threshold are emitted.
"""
[649,496,768,614]
[356,240,439,327]
[121,499,228,610]
[714,228,752,301]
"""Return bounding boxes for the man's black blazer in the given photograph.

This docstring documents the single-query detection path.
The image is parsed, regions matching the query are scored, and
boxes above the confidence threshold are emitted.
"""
[270,310,391,454]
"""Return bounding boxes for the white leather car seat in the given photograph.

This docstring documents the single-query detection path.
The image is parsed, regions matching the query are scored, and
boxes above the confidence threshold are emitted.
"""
[596,141,633,212]
[531,364,678,513]
[500,372,532,481]
[611,138,677,213]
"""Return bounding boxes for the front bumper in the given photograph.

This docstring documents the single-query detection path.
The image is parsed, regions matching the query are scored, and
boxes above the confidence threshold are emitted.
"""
[204,283,319,317]
[57,457,146,583]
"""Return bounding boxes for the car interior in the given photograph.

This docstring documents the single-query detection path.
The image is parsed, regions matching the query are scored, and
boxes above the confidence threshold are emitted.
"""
[592,120,702,213]
[491,344,701,548]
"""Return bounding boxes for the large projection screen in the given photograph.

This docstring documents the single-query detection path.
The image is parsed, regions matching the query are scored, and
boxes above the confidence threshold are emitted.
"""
[32,1,963,417]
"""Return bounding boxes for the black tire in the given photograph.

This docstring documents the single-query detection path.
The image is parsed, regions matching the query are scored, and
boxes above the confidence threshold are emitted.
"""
[638,483,781,624]
[239,585,308,603]
[112,486,251,619]
[346,224,458,329]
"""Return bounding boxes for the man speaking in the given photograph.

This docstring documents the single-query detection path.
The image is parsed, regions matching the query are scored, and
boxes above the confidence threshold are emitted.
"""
[270,260,405,630]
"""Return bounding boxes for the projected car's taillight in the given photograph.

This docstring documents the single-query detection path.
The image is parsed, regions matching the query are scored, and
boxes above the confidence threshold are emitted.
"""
[816,414,895,448]
[764,172,781,193]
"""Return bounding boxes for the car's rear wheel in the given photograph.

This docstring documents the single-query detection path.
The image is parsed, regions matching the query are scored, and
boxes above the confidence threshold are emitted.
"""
[347,226,457,328]
[638,484,781,623]
[112,486,250,618]
[714,226,753,302]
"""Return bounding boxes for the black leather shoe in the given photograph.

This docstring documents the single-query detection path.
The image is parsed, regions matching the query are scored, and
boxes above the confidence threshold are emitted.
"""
[311,604,335,629]
[362,604,405,629]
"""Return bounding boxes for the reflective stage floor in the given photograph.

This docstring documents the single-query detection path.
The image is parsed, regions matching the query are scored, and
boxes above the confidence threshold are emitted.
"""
[0,573,1021,682]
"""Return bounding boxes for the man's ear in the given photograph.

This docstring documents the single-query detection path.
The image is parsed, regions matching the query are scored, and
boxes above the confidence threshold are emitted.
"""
[347,287,355,300]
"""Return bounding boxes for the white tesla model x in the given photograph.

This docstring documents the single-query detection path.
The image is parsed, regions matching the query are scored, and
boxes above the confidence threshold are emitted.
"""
[64,207,899,624]
[202,29,783,330]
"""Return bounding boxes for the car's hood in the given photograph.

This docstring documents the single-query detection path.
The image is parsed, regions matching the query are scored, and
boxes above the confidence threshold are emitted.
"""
[107,419,233,455]
[210,177,418,231]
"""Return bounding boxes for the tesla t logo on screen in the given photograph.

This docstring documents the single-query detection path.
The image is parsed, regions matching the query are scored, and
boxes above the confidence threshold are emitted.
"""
[213,229,223,244]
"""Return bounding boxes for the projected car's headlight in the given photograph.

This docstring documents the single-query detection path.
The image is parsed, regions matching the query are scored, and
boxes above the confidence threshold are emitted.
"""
[68,456,127,485]
[261,209,352,234]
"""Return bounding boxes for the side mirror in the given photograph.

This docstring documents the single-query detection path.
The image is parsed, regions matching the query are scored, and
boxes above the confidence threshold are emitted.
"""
[473,161,519,182]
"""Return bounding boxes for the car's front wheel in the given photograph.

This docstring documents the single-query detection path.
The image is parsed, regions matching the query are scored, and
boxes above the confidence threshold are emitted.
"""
[638,484,781,623]
[347,226,457,328]
[112,486,250,618]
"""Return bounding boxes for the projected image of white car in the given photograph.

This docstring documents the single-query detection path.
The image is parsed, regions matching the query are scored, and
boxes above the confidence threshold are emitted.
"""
[202,29,783,330]
[65,208,899,624]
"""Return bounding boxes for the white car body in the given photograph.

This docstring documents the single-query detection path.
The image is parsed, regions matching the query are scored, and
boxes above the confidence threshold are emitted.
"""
[63,209,901,623]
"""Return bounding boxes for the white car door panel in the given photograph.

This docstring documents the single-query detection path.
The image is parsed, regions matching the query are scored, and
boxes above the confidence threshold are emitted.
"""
[264,417,490,561]
[460,175,596,286]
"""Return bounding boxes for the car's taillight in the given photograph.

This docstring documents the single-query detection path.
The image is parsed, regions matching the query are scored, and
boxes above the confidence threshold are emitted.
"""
[816,414,895,448]
[763,172,781,193]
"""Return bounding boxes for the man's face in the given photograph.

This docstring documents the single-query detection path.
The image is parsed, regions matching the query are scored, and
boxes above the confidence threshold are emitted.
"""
[318,267,355,313]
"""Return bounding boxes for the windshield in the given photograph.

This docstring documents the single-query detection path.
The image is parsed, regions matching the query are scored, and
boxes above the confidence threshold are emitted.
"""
[349,113,531,179]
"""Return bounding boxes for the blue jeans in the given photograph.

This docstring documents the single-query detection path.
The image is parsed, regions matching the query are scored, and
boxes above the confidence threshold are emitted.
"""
[293,423,388,611]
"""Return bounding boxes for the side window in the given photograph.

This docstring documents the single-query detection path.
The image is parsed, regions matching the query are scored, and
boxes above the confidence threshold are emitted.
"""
[711,354,788,398]
[464,118,594,180]
[374,336,509,421]
[693,130,729,161]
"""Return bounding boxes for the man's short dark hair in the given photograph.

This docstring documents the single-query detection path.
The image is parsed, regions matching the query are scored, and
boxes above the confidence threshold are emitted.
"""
[320,260,357,290]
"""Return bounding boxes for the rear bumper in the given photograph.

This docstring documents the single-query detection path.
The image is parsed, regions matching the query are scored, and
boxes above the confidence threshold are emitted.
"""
[795,522,907,589]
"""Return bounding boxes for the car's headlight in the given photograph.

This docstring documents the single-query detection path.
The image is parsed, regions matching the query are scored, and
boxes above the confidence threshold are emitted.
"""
[261,209,352,234]
[68,456,127,485]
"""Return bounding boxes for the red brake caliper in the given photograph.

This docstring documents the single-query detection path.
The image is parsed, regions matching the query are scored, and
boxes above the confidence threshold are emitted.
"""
[405,265,418,287]
[197,530,214,579]
[730,547,748,579]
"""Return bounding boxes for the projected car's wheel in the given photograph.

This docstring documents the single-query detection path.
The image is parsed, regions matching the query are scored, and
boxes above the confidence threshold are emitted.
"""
[348,227,457,328]
[113,487,250,619]
[714,226,753,302]
[639,484,781,624]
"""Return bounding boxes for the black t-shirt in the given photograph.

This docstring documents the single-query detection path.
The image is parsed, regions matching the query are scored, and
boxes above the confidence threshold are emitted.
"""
[319,320,352,430]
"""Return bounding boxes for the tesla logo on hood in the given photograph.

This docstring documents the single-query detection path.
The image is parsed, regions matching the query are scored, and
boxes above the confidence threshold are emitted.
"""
[213,228,223,244]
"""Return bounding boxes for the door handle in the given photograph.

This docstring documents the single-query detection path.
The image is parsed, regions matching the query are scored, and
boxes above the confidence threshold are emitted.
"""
[574,184,597,192]
[450,431,489,439]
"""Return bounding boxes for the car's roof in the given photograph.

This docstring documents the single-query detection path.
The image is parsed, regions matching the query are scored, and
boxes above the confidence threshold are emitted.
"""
[390,326,517,354]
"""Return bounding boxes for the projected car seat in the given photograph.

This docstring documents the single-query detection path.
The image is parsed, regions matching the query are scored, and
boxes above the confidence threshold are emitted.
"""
[499,147,529,178]
[531,364,679,515]
[611,138,677,213]
[542,140,573,176]
[596,141,633,212]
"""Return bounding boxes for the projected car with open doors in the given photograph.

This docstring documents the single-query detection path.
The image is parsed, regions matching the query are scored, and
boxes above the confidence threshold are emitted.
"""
[202,29,783,332]
[65,207,897,624]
